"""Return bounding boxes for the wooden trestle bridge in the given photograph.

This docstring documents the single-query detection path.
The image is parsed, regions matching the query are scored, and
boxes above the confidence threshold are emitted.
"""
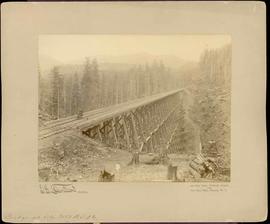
[39,89,187,154]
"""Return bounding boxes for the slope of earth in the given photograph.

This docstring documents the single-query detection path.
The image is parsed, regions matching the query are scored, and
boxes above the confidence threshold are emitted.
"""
[39,131,228,182]
[39,132,131,182]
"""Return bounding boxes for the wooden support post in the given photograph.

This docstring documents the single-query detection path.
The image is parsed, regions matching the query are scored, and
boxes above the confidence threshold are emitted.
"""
[97,124,103,142]
[151,134,156,152]
[122,116,131,150]
[139,108,145,135]
[160,126,166,147]
[143,106,149,133]
[149,137,154,152]
[164,98,169,115]
[139,141,144,152]
[154,103,159,123]
[130,111,140,150]
[148,106,154,132]
[135,110,144,143]
[112,117,119,148]
[89,128,94,138]
[145,140,150,153]
[152,104,158,127]
[153,131,160,152]
[158,103,163,122]
[165,98,170,116]
[160,99,165,117]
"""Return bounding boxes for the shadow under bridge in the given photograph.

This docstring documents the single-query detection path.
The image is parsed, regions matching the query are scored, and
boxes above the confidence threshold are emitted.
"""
[80,89,185,154]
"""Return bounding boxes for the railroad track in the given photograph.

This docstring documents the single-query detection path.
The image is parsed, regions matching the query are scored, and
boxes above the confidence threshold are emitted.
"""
[39,89,184,140]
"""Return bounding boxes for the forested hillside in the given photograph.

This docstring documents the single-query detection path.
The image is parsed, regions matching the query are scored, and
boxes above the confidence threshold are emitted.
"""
[39,58,190,121]
[189,44,231,170]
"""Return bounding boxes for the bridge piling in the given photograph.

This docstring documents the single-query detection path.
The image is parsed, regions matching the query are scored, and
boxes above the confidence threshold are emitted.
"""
[80,90,185,154]
[122,116,131,151]
[112,117,119,148]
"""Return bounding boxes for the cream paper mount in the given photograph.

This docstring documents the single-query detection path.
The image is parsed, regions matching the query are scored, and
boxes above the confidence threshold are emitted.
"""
[1,1,267,223]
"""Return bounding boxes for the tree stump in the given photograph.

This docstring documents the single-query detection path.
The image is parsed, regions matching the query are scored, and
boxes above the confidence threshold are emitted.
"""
[98,169,115,182]
[167,165,178,181]
[128,152,140,165]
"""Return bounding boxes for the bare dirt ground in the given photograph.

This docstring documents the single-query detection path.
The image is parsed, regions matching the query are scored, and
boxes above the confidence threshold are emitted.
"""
[38,132,229,182]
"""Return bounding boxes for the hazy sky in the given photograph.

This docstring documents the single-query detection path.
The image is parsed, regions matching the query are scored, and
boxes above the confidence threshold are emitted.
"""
[39,35,231,63]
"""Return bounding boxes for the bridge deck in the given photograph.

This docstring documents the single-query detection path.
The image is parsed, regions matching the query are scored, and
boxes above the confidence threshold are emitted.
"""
[39,89,183,139]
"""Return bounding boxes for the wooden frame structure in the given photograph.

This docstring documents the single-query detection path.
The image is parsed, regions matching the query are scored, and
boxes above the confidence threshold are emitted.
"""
[81,91,184,153]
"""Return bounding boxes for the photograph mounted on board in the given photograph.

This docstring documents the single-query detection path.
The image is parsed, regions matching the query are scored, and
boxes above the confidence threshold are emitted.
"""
[38,35,231,182]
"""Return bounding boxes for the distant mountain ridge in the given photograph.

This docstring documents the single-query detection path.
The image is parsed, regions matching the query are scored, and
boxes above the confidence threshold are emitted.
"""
[39,54,63,73]
[39,53,194,78]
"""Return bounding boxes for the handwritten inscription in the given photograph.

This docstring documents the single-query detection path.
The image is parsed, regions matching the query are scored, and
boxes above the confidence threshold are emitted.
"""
[189,183,229,192]
[40,183,76,194]
[4,213,97,222]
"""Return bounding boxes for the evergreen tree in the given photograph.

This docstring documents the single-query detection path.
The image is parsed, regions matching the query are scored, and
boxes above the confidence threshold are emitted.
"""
[158,60,166,92]
[91,58,100,108]
[50,66,63,119]
[71,73,81,114]
[144,63,151,96]
[64,74,73,116]
[190,45,231,168]
[81,58,92,111]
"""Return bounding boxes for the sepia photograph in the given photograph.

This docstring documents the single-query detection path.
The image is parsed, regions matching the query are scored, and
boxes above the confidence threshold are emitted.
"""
[2,1,266,222]
[38,35,231,182]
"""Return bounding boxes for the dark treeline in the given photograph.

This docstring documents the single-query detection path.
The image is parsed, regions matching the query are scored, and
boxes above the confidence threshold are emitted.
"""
[39,58,183,120]
[190,44,231,169]
[196,44,231,87]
